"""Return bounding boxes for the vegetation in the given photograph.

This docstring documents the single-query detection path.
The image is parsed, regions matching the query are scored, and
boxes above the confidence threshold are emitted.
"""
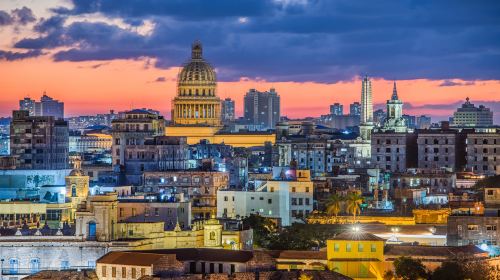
[325,193,343,222]
[391,256,428,280]
[346,192,363,223]
[242,214,340,250]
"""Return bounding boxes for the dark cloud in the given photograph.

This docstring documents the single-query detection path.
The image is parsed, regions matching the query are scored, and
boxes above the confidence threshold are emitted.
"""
[0,10,13,26]
[10,0,500,82]
[154,77,167,82]
[0,49,42,61]
[439,80,476,87]
[12,7,36,25]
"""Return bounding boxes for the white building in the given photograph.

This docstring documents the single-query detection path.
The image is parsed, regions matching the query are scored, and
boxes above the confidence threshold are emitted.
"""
[452,97,493,127]
[217,167,313,226]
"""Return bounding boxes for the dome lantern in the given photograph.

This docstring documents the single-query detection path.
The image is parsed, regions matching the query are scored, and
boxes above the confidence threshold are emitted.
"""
[192,40,203,59]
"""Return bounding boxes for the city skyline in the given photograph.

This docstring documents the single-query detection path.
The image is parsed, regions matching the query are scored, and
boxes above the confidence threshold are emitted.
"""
[0,1,499,122]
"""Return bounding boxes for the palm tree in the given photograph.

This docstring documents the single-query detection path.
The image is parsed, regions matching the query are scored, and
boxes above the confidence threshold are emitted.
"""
[346,192,363,223]
[325,193,343,223]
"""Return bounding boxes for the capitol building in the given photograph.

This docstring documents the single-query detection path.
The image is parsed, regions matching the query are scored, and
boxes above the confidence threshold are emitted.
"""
[166,41,275,147]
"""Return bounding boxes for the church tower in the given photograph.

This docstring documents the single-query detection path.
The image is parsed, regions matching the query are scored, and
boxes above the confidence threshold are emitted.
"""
[172,41,221,126]
[382,81,407,132]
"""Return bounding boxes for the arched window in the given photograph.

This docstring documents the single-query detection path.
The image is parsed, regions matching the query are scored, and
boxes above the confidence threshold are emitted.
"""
[9,258,19,274]
[195,89,199,95]
[30,258,40,273]
[71,185,77,197]
[202,89,206,96]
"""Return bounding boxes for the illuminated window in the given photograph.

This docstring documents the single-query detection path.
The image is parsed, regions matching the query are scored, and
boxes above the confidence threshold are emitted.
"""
[346,243,351,252]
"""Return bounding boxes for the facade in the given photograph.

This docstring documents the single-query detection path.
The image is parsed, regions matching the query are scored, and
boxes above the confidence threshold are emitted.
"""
[416,115,432,129]
[171,41,221,126]
[10,110,69,170]
[117,200,191,230]
[371,132,417,172]
[111,109,165,167]
[243,88,280,130]
[330,103,344,116]
[417,130,466,171]
[350,102,361,116]
[69,133,112,153]
[217,168,314,226]
[143,170,229,219]
[466,133,500,175]
[360,76,374,141]
[221,98,236,124]
[452,97,493,127]
[20,94,64,119]
[19,97,36,116]
[402,114,416,129]
[447,215,500,246]
[318,114,360,130]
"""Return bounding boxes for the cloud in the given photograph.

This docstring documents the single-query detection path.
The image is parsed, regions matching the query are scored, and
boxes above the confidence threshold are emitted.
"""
[0,49,42,61]
[0,10,13,26]
[154,77,166,82]
[7,0,500,82]
[12,7,36,25]
[439,80,476,87]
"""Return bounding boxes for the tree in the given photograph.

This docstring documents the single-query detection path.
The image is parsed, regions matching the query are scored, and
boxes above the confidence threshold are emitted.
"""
[242,214,277,248]
[326,193,343,222]
[346,192,363,223]
[430,262,464,280]
[393,256,428,280]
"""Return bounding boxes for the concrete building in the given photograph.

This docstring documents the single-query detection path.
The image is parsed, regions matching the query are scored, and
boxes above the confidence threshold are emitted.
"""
[19,97,36,116]
[221,98,235,124]
[143,170,229,219]
[111,109,165,167]
[416,115,432,129]
[417,130,466,171]
[350,102,361,116]
[243,88,280,130]
[466,132,500,176]
[359,76,374,141]
[318,114,360,130]
[371,132,417,172]
[217,167,314,226]
[69,133,112,153]
[10,110,69,170]
[330,103,344,116]
[402,114,416,129]
[452,97,493,127]
[35,94,64,119]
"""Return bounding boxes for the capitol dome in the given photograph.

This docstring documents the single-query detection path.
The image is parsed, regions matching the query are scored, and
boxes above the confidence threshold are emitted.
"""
[177,41,217,97]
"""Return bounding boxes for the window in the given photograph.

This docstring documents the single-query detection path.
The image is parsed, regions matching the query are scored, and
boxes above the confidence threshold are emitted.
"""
[334,243,339,252]
[305,187,310,192]
[122,267,127,278]
[467,225,479,231]
[371,244,377,252]
[141,268,146,276]
[132,267,137,278]
[155,208,159,216]
[357,243,364,252]
[30,258,40,273]
[268,199,272,204]
[61,260,70,269]
[486,225,497,231]
[292,187,296,192]
[219,263,223,273]
[305,198,310,205]
[346,243,352,252]
[112,267,116,277]
[102,266,107,277]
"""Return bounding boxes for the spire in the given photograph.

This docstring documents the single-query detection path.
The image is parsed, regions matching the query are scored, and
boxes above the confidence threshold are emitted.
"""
[391,81,398,100]
[191,40,203,59]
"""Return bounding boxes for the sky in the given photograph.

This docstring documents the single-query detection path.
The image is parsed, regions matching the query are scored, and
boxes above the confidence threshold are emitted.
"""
[0,0,499,122]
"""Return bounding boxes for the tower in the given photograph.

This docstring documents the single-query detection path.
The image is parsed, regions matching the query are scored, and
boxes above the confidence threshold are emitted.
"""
[382,81,407,132]
[359,76,374,141]
[172,41,221,126]
[203,214,223,248]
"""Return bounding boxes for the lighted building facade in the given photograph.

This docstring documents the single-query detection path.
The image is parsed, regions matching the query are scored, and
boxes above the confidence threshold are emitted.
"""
[452,97,493,127]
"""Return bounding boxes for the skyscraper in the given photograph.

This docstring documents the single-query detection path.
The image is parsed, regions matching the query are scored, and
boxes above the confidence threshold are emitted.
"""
[10,110,69,169]
[19,93,64,119]
[359,76,374,140]
[330,103,344,116]
[416,115,432,129]
[243,88,280,130]
[350,102,361,116]
[360,76,373,124]
[221,98,235,124]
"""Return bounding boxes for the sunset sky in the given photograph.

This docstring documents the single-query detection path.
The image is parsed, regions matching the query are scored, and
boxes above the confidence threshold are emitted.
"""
[0,0,499,122]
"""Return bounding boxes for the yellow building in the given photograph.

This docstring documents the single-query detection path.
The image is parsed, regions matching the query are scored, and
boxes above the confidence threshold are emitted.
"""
[166,41,275,147]
[327,231,386,280]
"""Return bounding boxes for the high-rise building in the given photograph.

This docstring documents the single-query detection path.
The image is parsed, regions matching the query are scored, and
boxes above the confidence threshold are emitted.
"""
[350,102,361,116]
[373,109,386,126]
[416,115,432,129]
[381,82,407,132]
[171,41,221,126]
[19,97,36,116]
[20,94,64,119]
[330,103,343,116]
[10,110,69,169]
[402,114,416,129]
[243,88,280,130]
[221,98,235,124]
[452,97,493,127]
[359,76,374,141]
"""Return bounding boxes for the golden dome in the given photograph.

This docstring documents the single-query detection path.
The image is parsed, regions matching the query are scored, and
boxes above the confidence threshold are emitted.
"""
[177,41,217,97]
